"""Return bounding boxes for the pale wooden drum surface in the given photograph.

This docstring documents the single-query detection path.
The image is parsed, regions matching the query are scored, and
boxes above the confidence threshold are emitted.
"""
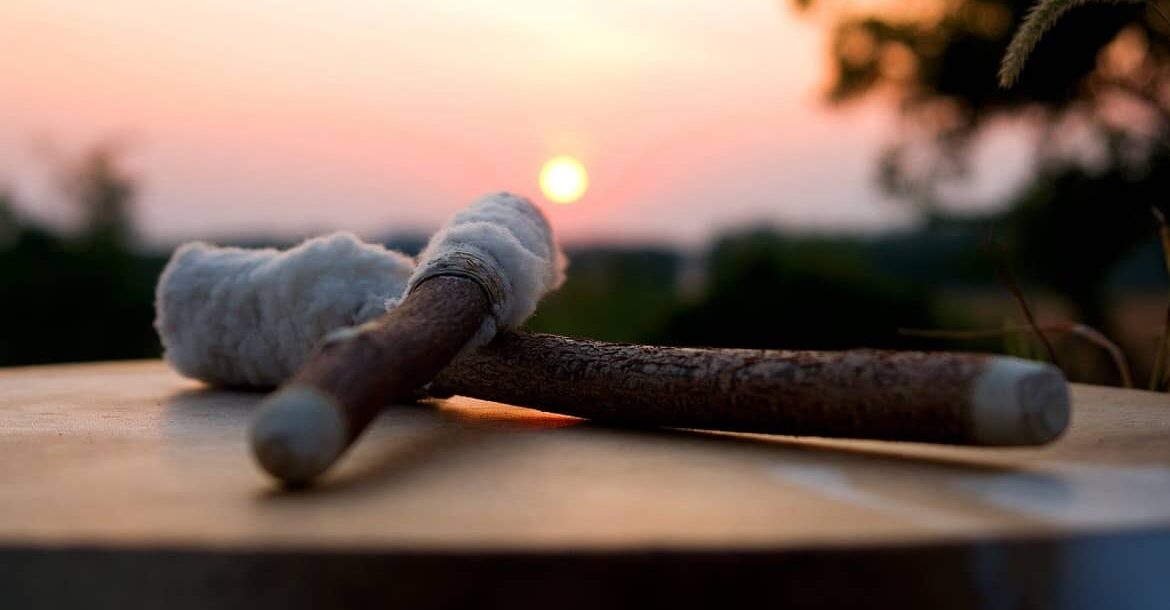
[2,360,1168,552]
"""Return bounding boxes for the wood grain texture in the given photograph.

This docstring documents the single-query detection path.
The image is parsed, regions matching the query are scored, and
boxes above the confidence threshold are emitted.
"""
[1,360,1167,548]
[1,361,1169,608]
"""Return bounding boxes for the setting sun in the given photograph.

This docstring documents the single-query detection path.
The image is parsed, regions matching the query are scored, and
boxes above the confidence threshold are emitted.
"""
[539,156,589,204]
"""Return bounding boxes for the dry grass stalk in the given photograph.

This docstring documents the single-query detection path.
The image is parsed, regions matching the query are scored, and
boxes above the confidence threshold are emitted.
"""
[901,322,1134,387]
[999,0,1148,88]
[985,236,1062,365]
[1150,207,1170,391]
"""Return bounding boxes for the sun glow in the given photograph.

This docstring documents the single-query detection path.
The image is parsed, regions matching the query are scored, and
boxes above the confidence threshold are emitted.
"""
[539,156,588,204]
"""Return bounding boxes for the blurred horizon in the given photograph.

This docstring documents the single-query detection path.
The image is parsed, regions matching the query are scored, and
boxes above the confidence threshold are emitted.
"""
[4,0,1169,389]
[1,0,1034,248]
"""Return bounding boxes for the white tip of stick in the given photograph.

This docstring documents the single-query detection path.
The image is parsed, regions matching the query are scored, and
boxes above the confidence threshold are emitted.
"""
[968,356,1071,446]
[250,385,347,485]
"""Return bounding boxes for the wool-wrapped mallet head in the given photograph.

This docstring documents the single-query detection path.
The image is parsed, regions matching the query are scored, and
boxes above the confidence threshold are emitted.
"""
[154,192,566,389]
[407,191,566,347]
[154,233,415,388]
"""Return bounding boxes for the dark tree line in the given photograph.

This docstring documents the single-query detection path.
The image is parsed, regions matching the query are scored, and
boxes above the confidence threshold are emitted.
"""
[0,146,165,365]
[794,0,1170,334]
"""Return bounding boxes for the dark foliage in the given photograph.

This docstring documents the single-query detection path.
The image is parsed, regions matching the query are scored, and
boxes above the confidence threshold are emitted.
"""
[654,230,940,350]
[0,148,166,366]
[796,0,1170,333]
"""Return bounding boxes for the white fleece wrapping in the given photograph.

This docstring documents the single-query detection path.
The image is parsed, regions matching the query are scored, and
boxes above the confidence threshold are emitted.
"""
[407,192,566,347]
[154,192,565,388]
[155,232,414,387]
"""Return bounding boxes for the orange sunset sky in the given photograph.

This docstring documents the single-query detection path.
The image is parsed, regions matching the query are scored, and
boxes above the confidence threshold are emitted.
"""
[0,0,1031,245]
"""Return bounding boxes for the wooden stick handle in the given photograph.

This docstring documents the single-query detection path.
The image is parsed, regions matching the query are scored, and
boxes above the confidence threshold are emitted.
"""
[430,332,1071,446]
[250,276,491,484]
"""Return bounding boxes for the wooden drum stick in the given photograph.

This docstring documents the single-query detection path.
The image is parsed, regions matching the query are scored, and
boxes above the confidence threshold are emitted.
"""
[154,196,1069,484]
[248,276,490,484]
[249,193,563,484]
[430,332,1070,446]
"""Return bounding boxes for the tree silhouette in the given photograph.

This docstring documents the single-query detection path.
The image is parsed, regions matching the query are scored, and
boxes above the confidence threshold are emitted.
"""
[0,144,162,366]
[795,0,1170,332]
[59,141,137,248]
